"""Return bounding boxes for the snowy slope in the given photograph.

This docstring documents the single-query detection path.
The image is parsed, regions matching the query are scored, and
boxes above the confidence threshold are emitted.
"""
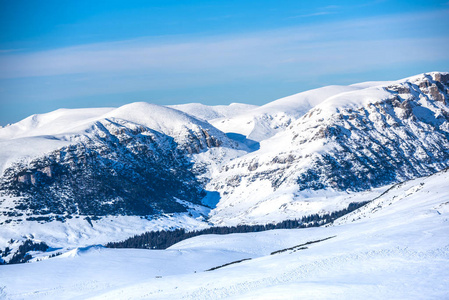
[208,72,449,225]
[210,85,366,142]
[0,107,114,140]
[167,86,367,143]
[0,210,211,252]
[1,168,448,299]
[168,102,258,121]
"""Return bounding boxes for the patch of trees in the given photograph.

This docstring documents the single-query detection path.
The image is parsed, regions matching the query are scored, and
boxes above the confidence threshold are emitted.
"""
[106,201,369,250]
[2,240,49,265]
[270,235,336,255]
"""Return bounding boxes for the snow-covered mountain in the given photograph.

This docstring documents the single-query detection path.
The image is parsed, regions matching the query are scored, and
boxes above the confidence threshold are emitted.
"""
[168,102,258,122]
[0,102,243,219]
[0,72,448,249]
[208,72,449,224]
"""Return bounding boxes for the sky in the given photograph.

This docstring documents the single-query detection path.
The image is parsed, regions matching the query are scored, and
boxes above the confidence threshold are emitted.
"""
[0,0,448,125]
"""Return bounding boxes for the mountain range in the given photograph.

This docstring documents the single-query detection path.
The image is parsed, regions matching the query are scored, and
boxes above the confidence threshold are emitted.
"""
[1,71,449,299]
[0,71,448,257]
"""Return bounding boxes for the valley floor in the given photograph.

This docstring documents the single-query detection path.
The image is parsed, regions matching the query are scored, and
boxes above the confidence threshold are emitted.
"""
[1,170,449,299]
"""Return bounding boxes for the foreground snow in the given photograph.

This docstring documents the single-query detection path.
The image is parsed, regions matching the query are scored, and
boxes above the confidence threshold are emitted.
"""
[1,169,448,299]
[0,211,210,251]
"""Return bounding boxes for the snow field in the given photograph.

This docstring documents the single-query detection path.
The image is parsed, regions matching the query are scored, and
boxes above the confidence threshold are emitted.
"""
[1,169,448,299]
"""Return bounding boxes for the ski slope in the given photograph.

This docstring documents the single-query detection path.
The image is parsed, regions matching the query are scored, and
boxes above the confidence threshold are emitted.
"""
[1,169,448,299]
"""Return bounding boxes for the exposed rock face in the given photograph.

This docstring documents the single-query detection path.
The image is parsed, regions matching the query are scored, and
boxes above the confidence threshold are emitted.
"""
[0,117,232,217]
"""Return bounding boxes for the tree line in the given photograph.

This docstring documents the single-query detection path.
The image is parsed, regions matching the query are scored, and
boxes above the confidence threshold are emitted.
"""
[1,240,49,264]
[106,201,368,250]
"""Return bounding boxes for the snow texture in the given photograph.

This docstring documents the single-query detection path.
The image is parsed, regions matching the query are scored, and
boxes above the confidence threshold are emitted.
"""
[0,168,448,299]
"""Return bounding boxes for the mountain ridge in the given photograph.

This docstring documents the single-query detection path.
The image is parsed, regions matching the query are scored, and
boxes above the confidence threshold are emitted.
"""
[208,71,449,224]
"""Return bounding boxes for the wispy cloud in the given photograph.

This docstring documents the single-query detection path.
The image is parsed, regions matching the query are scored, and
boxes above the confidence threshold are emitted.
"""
[289,11,334,18]
[323,5,339,9]
[202,14,239,21]
[0,29,318,79]
[288,4,340,19]
[0,9,448,99]
[0,49,23,54]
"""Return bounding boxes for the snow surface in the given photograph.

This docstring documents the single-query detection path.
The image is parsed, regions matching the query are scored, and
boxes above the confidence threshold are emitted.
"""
[0,212,210,251]
[103,102,216,137]
[0,108,114,140]
[209,84,366,142]
[168,103,258,121]
[208,185,389,226]
[1,169,448,299]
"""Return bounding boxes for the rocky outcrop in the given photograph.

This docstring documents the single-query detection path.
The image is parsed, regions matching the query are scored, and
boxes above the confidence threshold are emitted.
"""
[209,73,449,208]
[0,118,231,217]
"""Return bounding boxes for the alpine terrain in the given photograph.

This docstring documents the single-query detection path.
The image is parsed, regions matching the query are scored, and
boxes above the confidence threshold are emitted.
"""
[0,72,448,299]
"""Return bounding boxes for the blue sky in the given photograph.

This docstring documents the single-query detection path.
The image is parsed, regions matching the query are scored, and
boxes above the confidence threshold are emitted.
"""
[1,0,448,125]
